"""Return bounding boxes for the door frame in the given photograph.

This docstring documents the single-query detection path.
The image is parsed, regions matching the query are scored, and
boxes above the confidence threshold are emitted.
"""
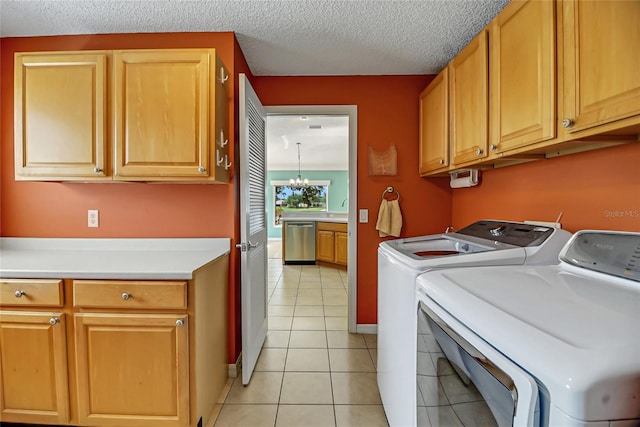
[265,105,358,333]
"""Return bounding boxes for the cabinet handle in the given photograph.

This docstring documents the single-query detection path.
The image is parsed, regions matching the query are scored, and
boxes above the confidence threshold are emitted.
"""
[198,166,206,174]
[439,159,445,165]
[220,67,229,84]
[475,148,484,156]
[49,317,59,325]
[176,319,185,327]
[489,144,498,151]
[94,167,103,173]
[14,290,26,298]
[562,118,574,128]
[121,292,131,300]
[220,129,228,147]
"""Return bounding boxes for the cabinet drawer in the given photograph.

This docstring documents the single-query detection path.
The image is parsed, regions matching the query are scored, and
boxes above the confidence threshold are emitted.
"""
[0,279,63,307]
[73,280,187,309]
[316,222,348,233]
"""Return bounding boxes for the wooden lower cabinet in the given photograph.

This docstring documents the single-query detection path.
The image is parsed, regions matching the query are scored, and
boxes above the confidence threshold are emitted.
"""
[0,254,229,427]
[334,232,348,266]
[74,313,189,427]
[0,310,69,424]
[316,222,348,268]
[316,229,336,263]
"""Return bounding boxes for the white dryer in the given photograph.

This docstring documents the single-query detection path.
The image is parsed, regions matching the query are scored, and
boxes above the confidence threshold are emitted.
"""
[415,230,640,426]
[377,220,571,427]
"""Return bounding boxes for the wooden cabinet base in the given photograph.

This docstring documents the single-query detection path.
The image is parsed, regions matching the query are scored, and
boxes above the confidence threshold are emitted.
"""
[0,311,69,424]
[315,260,347,271]
[315,222,348,269]
[0,254,229,427]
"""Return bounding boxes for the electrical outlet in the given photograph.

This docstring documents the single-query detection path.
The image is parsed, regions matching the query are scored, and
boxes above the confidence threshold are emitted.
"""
[88,210,99,228]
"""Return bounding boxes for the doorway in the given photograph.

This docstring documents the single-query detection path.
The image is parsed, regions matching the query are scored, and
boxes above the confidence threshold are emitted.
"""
[265,106,357,332]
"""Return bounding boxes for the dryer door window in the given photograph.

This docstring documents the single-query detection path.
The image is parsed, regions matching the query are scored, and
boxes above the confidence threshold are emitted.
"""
[417,300,541,427]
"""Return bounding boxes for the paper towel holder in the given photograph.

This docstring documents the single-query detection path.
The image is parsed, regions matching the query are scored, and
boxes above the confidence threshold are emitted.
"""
[449,169,479,188]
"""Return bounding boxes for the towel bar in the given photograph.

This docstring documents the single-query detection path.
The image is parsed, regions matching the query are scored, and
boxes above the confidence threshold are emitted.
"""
[381,186,400,201]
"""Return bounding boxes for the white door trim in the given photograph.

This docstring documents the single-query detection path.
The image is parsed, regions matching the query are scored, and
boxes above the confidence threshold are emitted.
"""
[265,105,358,333]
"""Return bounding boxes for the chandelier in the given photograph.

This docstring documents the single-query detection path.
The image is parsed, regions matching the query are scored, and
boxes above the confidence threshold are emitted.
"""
[289,142,309,188]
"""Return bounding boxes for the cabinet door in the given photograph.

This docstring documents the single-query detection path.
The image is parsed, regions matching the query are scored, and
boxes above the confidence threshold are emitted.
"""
[490,0,556,153]
[450,30,489,166]
[14,52,108,180]
[0,311,69,424]
[562,0,640,134]
[75,313,189,427]
[334,232,348,266]
[419,68,449,175]
[113,49,211,180]
[316,230,335,263]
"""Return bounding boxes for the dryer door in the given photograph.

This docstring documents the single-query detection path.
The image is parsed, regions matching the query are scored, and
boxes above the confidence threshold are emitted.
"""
[417,298,541,427]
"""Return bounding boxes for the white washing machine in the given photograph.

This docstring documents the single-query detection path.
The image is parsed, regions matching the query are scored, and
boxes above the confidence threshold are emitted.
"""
[415,230,640,426]
[377,220,571,427]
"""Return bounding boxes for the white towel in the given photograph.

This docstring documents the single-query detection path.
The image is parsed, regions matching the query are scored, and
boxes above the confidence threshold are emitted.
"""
[376,199,402,237]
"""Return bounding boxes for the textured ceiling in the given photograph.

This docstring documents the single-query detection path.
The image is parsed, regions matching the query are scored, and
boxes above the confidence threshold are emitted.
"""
[267,115,349,171]
[1,0,508,170]
[0,0,509,76]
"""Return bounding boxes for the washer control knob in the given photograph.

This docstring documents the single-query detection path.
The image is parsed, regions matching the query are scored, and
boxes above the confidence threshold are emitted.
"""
[490,225,507,237]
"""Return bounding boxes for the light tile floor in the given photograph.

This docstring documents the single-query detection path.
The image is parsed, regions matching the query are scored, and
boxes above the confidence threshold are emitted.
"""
[214,240,389,427]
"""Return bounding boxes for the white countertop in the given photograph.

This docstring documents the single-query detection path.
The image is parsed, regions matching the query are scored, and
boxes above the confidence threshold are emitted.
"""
[281,212,348,223]
[0,238,231,280]
[283,218,348,223]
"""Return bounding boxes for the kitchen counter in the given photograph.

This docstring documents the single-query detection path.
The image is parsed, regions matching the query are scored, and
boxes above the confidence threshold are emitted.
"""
[0,237,230,280]
[281,212,348,224]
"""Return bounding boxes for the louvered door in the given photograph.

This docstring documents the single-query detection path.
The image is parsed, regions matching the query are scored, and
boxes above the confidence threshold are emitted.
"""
[238,74,268,385]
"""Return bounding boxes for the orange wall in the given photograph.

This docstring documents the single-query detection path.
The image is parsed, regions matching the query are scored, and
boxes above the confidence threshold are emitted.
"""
[252,76,453,324]
[0,33,248,362]
[4,32,636,362]
[452,143,640,233]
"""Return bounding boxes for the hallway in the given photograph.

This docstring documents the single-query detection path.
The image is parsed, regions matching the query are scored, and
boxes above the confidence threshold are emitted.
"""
[213,240,389,427]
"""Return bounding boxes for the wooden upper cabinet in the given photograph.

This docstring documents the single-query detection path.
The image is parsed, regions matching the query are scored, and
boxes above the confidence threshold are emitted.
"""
[489,0,556,154]
[561,0,640,135]
[14,52,108,180]
[419,68,449,176]
[449,30,489,167]
[113,49,230,182]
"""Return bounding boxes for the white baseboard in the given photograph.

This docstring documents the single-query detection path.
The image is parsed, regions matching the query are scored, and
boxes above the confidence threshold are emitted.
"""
[356,324,377,334]
[228,353,241,378]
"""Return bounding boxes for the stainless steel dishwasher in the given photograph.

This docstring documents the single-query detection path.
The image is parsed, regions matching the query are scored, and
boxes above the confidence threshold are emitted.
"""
[284,221,316,264]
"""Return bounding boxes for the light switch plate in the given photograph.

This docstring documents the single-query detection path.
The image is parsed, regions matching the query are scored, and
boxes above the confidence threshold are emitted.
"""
[88,210,99,228]
[359,209,368,223]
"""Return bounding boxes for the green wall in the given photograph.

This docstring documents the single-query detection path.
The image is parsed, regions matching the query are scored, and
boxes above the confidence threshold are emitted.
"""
[267,170,349,239]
